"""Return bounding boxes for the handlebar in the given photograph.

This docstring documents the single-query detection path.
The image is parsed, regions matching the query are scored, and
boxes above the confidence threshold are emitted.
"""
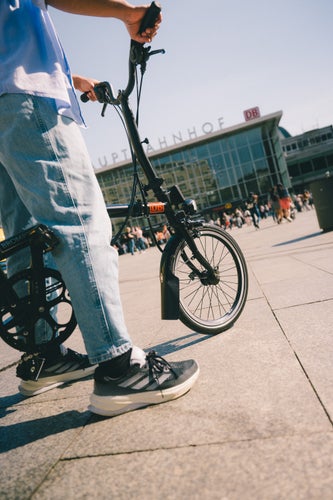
[80,1,162,105]
[79,1,166,200]
[138,1,161,36]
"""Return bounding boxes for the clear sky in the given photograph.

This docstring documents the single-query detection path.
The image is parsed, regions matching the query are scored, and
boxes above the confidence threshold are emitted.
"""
[49,0,333,170]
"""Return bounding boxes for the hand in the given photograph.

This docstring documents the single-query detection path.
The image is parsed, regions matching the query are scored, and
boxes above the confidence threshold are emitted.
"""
[125,5,162,43]
[72,75,100,101]
[47,1,162,44]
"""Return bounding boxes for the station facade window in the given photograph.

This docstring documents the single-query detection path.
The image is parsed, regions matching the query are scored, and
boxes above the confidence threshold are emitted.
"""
[96,112,289,215]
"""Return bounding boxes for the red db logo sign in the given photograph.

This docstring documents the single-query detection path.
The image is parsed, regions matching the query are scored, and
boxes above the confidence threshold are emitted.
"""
[243,107,261,122]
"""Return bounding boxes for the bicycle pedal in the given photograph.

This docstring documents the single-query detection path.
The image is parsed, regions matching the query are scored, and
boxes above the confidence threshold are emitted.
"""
[16,354,46,381]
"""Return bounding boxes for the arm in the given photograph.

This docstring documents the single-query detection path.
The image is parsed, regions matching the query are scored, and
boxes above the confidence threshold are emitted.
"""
[46,0,162,43]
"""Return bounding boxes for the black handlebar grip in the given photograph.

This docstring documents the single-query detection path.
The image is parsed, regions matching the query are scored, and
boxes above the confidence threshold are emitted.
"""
[139,1,161,34]
[80,92,89,103]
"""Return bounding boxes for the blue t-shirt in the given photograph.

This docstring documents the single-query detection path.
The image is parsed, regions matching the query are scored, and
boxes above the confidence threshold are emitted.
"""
[0,0,84,125]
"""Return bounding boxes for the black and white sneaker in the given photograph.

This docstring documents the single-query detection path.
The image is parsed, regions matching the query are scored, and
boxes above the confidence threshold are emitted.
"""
[89,347,200,417]
[17,348,96,397]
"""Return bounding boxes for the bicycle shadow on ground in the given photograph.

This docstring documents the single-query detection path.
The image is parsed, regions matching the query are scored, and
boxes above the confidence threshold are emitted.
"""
[147,331,213,357]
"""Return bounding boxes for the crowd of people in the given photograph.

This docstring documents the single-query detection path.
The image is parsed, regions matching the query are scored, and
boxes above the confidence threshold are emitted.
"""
[207,186,314,231]
[113,224,171,255]
[113,186,314,253]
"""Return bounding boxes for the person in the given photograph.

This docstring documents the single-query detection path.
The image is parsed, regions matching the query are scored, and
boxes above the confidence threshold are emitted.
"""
[124,226,136,255]
[259,204,266,220]
[132,226,147,252]
[277,183,292,222]
[0,0,199,417]
[234,208,244,228]
[269,185,282,223]
[161,224,171,242]
[302,189,312,211]
[245,192,260,229]
[221,212,230,230]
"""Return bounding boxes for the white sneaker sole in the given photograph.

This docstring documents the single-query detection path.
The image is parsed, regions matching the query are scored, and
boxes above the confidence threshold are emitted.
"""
[88,366,200,417]
[18,365,96,397]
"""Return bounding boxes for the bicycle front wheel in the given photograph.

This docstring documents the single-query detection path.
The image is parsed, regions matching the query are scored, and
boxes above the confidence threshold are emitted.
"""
[171,224,248,335]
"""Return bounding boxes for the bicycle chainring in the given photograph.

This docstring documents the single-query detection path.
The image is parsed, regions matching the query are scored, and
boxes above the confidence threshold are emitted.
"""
[0,267,77,353]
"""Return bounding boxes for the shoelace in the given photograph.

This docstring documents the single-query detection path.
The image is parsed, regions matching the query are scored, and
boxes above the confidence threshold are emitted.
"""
[146,350,178,382]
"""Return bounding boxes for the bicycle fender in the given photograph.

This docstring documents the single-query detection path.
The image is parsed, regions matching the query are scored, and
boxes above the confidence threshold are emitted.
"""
[159,235,180,320]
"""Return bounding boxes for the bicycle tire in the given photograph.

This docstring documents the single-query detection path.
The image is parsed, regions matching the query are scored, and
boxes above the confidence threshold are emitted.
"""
[0,267,76,352]
[170,224,248,335]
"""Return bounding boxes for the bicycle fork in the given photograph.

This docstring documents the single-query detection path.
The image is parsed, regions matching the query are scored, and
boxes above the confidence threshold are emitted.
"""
[159,223,220,320]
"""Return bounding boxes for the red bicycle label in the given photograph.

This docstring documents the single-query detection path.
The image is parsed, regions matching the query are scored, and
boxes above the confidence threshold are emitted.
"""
[148,202,165,214]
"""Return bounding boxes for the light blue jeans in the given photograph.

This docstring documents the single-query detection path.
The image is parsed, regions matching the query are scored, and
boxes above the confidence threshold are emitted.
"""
[0,93,132,364]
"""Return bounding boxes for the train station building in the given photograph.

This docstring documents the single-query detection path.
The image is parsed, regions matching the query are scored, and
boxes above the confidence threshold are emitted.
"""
[95,109,333,215]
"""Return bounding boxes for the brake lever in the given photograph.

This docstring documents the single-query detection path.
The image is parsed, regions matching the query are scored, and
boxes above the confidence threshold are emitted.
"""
[80,81,119,116]
[149,49,166,57]
[130,42,165,76]
[101,103,108,117]
[94,82,116,104]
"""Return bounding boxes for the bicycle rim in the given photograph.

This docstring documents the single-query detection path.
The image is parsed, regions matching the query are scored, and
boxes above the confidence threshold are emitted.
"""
[171,225,248,334]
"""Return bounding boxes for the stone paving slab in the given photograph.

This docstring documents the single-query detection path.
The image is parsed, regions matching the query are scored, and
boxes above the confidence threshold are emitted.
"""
[0,209,332,499]
[0,395,91,500]
[252,257,333,309]
[33,433,333,500]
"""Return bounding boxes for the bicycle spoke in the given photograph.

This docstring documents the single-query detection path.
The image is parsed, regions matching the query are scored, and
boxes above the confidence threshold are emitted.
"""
[172,225,248,334]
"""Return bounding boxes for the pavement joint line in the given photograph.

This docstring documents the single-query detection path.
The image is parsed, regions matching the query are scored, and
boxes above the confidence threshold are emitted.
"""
[290,348,333,428]
[0,360,18,373]
[269,298,333,312]
[248,274,333,426]
[245,243,333,261]
[289,255,333,275]
[58,430,333,462]
[270,307,333,428]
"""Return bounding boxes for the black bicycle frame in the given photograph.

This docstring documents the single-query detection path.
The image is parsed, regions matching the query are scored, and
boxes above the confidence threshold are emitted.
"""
[92,40,220,319]
[0,225,59,350]
[122,43,219,260]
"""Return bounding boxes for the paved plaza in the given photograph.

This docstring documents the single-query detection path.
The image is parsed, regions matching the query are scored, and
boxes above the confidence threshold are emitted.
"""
[0,208,332,499]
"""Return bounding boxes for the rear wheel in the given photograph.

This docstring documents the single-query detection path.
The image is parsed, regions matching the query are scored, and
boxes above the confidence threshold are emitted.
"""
[171,225,248,334]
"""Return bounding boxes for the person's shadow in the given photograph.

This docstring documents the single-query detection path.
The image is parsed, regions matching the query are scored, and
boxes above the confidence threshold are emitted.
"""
[0,407,94,453]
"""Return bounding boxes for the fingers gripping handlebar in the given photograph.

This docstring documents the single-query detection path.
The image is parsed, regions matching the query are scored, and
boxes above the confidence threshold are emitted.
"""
[80,2,162,104]
[138,1,161,36]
